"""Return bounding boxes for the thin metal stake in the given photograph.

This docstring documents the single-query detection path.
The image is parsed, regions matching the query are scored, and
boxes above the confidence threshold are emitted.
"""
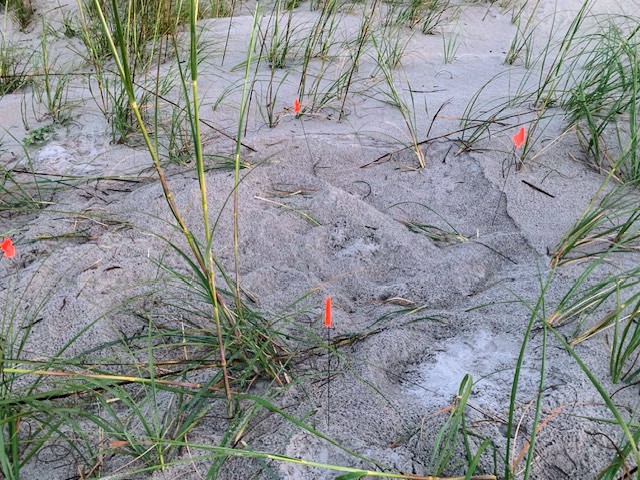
[324,296,332,428]
[327,325,330,427]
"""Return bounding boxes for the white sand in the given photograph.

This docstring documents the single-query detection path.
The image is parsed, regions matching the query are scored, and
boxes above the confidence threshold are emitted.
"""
[1,0,639,478]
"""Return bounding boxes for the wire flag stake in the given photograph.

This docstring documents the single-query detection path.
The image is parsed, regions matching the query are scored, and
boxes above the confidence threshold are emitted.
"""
[324,296,332,427]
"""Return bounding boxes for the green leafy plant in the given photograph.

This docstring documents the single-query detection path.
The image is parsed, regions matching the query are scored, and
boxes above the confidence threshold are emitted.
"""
[23,124,54,146]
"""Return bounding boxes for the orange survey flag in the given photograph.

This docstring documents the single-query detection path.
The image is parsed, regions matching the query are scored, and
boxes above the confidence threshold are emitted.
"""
[324,296,332,327]
[512,126,526,148]
[0,238,15,258]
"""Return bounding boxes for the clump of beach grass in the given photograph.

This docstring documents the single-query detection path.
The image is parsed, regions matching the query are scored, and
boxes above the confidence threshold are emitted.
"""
[1,0,33,30]
[563,15,640,185]
[374,41,427,168]
[0,24,33,96]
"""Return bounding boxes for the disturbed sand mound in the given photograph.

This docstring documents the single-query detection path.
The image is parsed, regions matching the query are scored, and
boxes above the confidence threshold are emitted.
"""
[2,0,640,478]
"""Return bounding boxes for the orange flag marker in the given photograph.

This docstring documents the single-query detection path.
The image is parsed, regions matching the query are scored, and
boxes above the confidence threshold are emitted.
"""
[0,238,15,258]
[293,98,301,114]
[512,126,526,148]
[324,296,332,327]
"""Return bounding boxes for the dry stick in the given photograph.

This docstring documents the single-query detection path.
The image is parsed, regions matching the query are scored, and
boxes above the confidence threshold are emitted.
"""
[521,180,555,198]
[221,0,238,65]
[513,406,563,472]
[360,127,466,168]
[255,195,320,225]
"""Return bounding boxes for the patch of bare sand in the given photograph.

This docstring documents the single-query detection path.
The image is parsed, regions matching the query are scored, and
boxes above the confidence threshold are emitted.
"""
[1,1,639,479]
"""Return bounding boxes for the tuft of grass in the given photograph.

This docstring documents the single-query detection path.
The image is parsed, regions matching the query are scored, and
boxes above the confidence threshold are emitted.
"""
[32,19,76,124]
[338,0,379,120]
[390,0,454,35]
[563,16,640,184]
[608,295,640,383]
[461,2,640,186]
[568,282,640,383]
[2,0,33,30]
[460,0,594,164]
[390,202,468,243]
[0,264,104,480]
[0,137,48,210]
[546,260,640,328]
[88,0,293,413]
[442,27,460,64]
[22,123,54,145]
[428,374,474,475]
[545,178,640,388]
[550,185,640,267]
[546,324,640,480]
[373,22,411,70]
[502,272,554,480]
[374,44,427,168]
[78,0,224,144]
[504,0,541,68]
[258,0,299,69]
[297,0,340,106]
[0,37,33,95]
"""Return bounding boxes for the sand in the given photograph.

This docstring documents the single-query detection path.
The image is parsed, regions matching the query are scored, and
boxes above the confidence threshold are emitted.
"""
[1,0,639,478]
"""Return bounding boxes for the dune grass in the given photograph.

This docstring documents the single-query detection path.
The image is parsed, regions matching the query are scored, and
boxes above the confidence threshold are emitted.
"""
[550,185,640,267]
[374,46,427,167]
[563,15,640,184]
[1,0,32,30]
[461,0,640,186]
[0,4,34,97]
